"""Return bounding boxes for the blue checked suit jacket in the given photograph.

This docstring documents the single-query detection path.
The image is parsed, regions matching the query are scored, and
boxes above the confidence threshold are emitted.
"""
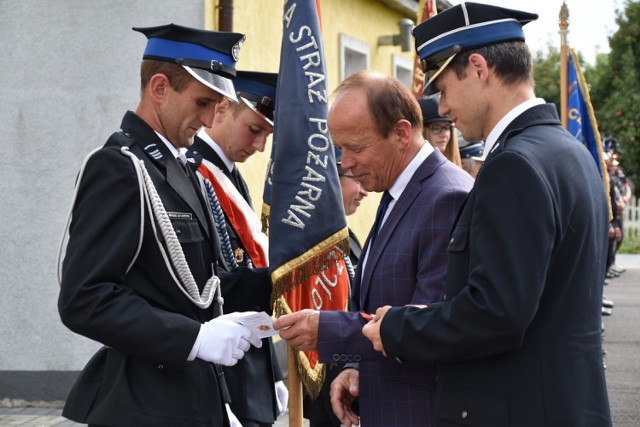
[317,149,473,427]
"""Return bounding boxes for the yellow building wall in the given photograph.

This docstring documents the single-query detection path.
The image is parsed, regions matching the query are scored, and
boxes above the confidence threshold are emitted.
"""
[205,0,415,243]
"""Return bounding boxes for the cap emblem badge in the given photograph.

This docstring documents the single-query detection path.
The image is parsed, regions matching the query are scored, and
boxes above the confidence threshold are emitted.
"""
[231,36,245,62]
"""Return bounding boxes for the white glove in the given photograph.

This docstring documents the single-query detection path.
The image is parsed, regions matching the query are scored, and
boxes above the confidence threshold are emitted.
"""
[193,315,262,366]
[225,403,243,427]
[274,380,289,417]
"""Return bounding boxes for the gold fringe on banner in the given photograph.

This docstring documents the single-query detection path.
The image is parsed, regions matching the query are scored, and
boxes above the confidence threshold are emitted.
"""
[271,228,350,397]
[271,228,350,299]
[275,296,326,398]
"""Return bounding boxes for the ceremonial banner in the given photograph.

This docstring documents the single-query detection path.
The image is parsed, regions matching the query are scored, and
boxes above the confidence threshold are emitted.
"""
[268,0,350,397]
[410,0,437,99]
[567,49,607,178]
[567,49,611,218]
[261,0,323,234]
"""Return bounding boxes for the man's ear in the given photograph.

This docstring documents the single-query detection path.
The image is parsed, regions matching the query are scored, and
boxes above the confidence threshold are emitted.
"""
[394,119,413,148]
[211,98,232,125]
[215,98,231,115]
[148,73,170,103]
[467,53,489,83]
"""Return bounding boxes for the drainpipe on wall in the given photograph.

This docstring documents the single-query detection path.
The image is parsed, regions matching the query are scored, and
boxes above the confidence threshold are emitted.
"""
[219,0,234,31]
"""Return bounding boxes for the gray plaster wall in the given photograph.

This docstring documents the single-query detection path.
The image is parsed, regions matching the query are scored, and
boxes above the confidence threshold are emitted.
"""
[0,0,204,393]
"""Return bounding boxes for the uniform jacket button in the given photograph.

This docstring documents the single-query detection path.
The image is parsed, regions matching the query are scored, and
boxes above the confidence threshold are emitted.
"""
[156,364,164,370]
[461,410,468,419]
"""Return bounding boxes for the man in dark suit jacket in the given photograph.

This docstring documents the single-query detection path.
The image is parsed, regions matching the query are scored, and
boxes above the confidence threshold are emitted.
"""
[364,3,612,426]
[58,25,270,427]
[187,71,286,427]
[273,71,473,427]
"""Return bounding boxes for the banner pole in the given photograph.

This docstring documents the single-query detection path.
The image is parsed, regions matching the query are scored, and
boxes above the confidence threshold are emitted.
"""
[559,2,570,129]
[288,345,304,427]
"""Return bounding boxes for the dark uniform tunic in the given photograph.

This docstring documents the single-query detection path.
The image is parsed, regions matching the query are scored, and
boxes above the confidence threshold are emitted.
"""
[59,112,271,427]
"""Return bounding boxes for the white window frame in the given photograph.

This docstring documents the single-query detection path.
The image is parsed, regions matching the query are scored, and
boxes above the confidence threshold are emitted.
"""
[339,33,369,80]
[393,53,414,90]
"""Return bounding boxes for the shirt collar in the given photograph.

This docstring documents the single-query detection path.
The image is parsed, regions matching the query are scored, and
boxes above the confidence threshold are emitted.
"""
[154,131,187,160]
[197,128,235,173]
[481,98,545,160]
[387,141,434,201]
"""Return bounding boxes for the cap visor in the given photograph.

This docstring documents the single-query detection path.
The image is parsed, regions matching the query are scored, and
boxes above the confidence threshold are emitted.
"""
[422,53,457,98]
[239,97,274,126]
[183,65,238,103]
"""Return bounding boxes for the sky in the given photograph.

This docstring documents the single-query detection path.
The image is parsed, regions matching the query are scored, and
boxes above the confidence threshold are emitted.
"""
[449,0,623,65]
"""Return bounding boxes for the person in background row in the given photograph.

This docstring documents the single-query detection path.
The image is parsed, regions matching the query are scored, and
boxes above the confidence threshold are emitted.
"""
[601,152,618,322]
[363,3,612,426]
[57,24,269,427]
[603,136,631,280]
[418,96,462,167]
[457,131,484,179]
[187,71,287,427]
[303,151,368,427]
[274,70,473,427]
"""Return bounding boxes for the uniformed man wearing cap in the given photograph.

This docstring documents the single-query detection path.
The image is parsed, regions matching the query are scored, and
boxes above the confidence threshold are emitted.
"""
[364,3,612,426]
[187,71,287,427]
[58,24,272,427]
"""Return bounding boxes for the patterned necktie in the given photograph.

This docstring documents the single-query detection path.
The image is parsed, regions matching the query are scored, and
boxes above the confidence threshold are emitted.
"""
[370,191,393,246]
[177,153,189,170]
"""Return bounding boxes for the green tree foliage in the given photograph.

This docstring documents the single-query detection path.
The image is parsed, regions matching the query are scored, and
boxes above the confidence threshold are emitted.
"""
[533,45,561,110]
[531,1,640,190]
[591,1,640,190]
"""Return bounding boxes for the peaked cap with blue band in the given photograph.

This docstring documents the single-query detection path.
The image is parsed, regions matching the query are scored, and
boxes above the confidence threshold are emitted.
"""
[413,2,538,97]
[418,97,451,125]
[234,71,278,126]
[133,23,246,102]
[460,142,484,159]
